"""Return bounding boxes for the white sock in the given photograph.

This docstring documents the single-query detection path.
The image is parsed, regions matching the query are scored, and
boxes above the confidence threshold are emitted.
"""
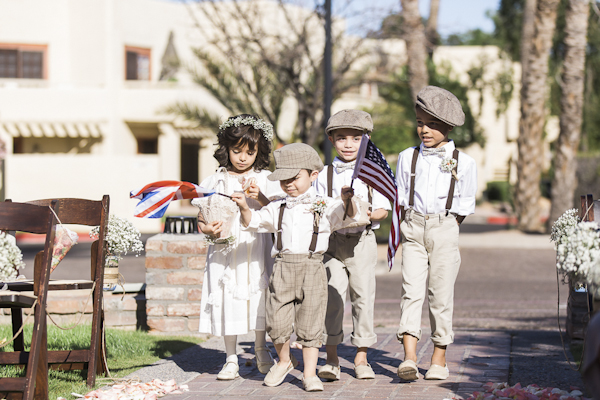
[224,335,238,365]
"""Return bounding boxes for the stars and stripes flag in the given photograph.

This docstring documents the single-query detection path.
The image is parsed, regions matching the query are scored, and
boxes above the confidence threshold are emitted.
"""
[130,181,214,218]
[352,134,401,270]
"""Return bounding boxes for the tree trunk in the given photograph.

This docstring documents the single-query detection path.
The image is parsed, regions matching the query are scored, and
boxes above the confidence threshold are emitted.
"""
[400,0,428,101]
[425,0,440,57]
[515,0,560,232]
[520,0,537,72]
[549,0,589,227]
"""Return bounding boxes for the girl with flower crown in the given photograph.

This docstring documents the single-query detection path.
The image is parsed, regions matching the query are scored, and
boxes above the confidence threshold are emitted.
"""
[194,114,283,380]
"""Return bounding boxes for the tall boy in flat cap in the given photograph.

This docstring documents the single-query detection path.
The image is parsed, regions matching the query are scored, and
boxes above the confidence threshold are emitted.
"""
[395,86,477,381]
[314,110,391,381]
[232,143,361,392]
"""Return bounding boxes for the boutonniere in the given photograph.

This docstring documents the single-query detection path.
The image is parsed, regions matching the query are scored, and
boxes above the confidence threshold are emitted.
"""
[309,197,328,225]
[440,157,459,181]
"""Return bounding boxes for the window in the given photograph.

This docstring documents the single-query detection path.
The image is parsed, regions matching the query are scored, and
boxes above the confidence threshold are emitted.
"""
[0,44,46,79]
[125,46,151,80]
[137,137,158,154]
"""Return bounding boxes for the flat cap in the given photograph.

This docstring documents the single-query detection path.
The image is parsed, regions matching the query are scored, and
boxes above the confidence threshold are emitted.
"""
[416,86,465,127]
[268,143,324,181]
[326,109,373,135]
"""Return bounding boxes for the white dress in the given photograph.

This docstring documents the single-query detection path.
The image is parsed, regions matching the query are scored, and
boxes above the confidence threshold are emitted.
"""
[198,169,283,336]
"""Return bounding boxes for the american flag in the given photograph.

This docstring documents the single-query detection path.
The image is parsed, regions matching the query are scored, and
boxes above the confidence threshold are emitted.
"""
[130,181,214,218]
[352,135,401,270]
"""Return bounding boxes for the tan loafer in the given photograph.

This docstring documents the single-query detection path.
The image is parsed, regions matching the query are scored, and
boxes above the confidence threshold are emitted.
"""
[255,346,275,375]
[397,359,419,381]
[217,361,239,380]
[424,364,449,380]
[317,363,340,381]
[264,354,298,387]
[302,375,324,392]
[354,363,375,379]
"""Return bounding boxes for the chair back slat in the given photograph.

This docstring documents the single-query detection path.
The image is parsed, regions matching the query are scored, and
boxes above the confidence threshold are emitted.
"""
[0,202,55,234]
[25,197,106,226]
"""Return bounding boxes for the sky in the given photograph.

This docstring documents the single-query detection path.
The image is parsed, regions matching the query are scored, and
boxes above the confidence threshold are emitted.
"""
[345,0,501,37]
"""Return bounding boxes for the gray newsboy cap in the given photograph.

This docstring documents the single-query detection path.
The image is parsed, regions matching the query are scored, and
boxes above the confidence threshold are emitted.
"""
[268,143,324,181]
[416,86,465,127]
[326,109,373,135]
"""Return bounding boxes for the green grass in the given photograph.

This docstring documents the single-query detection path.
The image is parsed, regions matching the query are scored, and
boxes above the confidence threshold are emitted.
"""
[0,324,204,399]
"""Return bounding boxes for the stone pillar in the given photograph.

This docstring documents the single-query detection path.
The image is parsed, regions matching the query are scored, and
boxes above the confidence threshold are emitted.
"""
[145,233,207,335]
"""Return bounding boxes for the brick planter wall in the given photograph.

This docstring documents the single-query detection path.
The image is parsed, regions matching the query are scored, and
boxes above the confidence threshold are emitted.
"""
[0,288,146,330]
[144,234,206,335]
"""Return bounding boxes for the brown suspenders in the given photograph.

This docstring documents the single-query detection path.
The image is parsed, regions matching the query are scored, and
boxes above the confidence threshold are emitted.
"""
[408,148,459,211]
[276,202,319,255]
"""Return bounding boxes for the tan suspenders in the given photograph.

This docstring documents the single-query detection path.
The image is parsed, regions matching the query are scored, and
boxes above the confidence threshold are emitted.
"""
[276,202,319,256]
[408,147,459,212]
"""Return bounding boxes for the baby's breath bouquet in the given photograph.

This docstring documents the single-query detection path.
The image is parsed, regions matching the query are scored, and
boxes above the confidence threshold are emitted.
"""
[0,232,25,281]
[550,209,600,285]
[90,215,144,260]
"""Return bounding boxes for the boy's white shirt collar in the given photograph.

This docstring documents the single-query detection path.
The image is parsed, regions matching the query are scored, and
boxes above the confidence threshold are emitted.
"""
[285,185,316,200]
[333,156,355,166]
[420,139,456,155]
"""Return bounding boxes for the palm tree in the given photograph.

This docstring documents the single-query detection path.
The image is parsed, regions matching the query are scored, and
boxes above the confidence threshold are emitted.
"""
[549,0,590,227]
[515,0,560,232]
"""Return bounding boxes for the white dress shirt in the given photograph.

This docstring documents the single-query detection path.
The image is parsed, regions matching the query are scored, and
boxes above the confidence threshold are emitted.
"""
[314,157,392,234]
[244,187,361,257]
[396,140,477,216]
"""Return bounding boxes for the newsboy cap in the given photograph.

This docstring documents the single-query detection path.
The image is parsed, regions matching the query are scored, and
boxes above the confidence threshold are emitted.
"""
[325,109,373,135]
[268,143,324,181]
[416,86,465,127]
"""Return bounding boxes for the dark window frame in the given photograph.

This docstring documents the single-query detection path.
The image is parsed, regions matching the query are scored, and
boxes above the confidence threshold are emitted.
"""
[125,46,151,81]
[0,43,47,79]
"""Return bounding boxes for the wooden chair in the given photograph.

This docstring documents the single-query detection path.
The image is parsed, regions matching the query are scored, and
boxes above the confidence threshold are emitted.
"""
[0,200,58,400]
[2,196,110,388]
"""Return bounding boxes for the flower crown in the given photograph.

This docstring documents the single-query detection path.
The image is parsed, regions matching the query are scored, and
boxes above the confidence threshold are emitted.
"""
[219,116,274,142]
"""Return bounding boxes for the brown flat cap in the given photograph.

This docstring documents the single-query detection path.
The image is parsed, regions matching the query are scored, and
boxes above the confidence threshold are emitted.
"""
[416,86,465,127]
[268,143,324,181]
[326,109,373,135]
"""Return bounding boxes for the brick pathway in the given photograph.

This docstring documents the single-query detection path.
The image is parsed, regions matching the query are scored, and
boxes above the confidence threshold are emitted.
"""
[164,328,510,400]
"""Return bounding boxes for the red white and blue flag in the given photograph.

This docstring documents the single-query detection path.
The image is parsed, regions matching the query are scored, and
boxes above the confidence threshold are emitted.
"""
[130,181,214,218]
[352,135,401,270]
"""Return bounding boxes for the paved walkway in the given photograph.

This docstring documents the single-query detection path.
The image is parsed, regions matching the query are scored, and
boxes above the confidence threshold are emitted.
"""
[156,328,510,400]
[126,225,587,399]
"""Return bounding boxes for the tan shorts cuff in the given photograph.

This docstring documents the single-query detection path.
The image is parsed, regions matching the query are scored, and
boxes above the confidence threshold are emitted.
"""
[396,328,422,343]
[297,338,323,348]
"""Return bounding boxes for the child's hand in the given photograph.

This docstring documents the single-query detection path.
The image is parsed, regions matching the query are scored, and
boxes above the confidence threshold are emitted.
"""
[340,185,354,201]
[201,221,223,237]
[231,192,249,210]
[245,181,261,200]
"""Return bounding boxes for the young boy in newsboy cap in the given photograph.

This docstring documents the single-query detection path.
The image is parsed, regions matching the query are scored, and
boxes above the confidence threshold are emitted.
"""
[395,86,477,381]
[231,143,361,392]
[314,110,391,381]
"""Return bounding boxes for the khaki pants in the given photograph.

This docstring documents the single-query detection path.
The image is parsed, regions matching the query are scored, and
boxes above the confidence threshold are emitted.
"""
[323,230,377,348]
[397,209,461,347]
[266,253,327,348]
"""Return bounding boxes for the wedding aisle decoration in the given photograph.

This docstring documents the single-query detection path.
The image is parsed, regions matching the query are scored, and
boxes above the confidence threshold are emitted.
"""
[58,378,189,400]
[550,209,600,290]
[90,215,143,290]
[0,231,25,281]
[461,382,586,400]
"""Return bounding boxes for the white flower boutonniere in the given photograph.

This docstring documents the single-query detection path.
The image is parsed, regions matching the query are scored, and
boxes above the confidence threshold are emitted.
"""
[309,197,328,225]
[440,157,459,181]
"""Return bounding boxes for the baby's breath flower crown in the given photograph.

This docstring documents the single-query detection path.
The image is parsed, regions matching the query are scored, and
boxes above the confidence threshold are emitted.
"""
[219,116,274,142]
